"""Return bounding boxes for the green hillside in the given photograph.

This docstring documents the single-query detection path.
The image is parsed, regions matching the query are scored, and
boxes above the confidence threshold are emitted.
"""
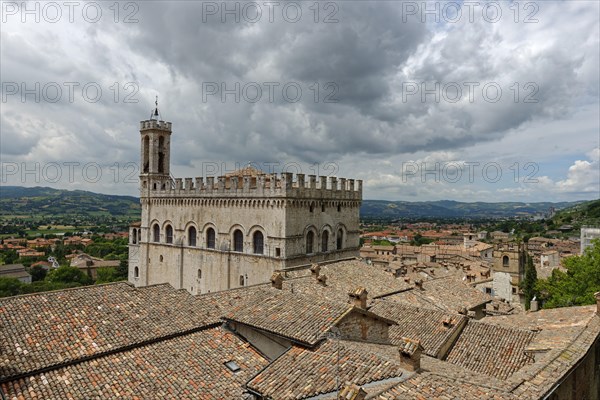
[0,186,140,218]
[360,199,585,220]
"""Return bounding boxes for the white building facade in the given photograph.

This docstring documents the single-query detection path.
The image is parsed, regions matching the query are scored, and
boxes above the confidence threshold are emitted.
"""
[128,115,362,294]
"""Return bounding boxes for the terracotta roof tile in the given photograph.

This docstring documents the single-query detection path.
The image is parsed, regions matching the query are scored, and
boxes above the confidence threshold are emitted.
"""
[0,283,222,381]
[246,339,404,399]
[224,288,353,346]
[445,320,536,380]
[369,300,467,358]
[1,327,267,399]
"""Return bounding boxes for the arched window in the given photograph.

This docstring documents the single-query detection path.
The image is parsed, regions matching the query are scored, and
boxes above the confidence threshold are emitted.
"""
[253,231,264,254]
[197,269,202,279]
[337,229,343,250]
[206,228,216,249]
[165,225,173,244]
[322,231,329,252]
[306,231,314,254]
[239,275,246,286]
[134,267,139,278]
[502,255,510,267]
[142,136,149,173]
[153,224,160,243]
[158,136,165,173]
[233,229,244,252]
[188,226,197,246]
[132,229,137,244]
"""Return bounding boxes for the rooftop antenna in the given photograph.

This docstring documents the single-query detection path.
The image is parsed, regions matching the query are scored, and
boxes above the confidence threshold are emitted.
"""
[150,96,161,120]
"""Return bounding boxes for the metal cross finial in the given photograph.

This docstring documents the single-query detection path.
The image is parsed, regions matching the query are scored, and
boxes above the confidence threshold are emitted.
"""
[155,95,158,107]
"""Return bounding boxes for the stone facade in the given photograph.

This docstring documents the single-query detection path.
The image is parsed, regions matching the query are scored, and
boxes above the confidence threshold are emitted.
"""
[128,117,362,294]
[492,242,525,302]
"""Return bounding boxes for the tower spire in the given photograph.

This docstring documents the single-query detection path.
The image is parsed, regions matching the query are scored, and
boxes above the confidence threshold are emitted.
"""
[151,96,161,120]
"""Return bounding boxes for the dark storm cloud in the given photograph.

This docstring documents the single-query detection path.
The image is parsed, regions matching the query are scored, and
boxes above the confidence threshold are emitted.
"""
[1,0,598,201]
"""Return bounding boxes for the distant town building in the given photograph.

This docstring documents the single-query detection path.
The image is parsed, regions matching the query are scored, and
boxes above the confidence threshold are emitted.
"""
[0,264,31,283]
[580,226,600,254]
[70,253,120,279]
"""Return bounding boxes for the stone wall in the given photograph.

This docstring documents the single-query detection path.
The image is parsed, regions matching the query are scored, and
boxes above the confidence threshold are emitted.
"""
[336,312,390,344]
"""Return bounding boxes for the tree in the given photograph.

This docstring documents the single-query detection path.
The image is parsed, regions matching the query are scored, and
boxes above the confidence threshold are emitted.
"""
[46,266,92,285]
[0,277,23,298]
[95,267,123,284]
[2,250,19,265]
[116,259,128,280]
[536,239,600,309]
[30,265,47,282]
[521,254,537,310]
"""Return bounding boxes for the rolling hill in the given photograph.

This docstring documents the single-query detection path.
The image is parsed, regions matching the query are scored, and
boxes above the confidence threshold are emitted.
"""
[0,186,140,218]
[0,186,592,220]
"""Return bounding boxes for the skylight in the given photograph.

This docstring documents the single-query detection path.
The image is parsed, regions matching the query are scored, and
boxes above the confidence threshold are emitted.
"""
[225,360,241,373]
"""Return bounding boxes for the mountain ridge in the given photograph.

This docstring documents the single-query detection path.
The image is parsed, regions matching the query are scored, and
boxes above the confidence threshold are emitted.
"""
[0,186,592,219]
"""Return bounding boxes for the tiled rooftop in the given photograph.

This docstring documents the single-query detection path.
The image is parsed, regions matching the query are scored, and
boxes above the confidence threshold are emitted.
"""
[377,371,520,400]
[224,288,353,346]
[246,339,405,399]
[0,283,222,381]
[369,300,467,358]
[384,275,492,313]
[1,327,268,400]
[277,259,412,304]
[445,320,537,380]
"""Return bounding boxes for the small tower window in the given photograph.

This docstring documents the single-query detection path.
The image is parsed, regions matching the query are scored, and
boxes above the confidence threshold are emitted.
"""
[503,255,510,267]
[306,231,314,254]
[309,203,314,213]
[153,224,160,243]
[253,231,264,254]
[321,203,325,212]
[134,267,139,278]
[337,204,341,212]
[165,225,173,244]
[142,136,150,173]
[206,228,216,249]
[158,136,165,174]
[233,229,244,252]
[188,226,197,246]
[197,269,202,280]
[132,229,137,244]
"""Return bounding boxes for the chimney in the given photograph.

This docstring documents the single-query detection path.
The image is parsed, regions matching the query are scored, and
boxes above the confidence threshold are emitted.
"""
[270,272,283,290]
[442,318,454,328]
[310,263,321,278]
[530,298,539,312]
[338,383,367,400]
[414,279,424,290]
[349,287,368,310]
[398,337,423,372]
[595,292,600,315]
[317,274,327,287]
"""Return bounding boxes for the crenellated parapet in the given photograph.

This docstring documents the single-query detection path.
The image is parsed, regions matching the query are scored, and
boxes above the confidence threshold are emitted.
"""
[145,172,362,200]
[140,120,172,132]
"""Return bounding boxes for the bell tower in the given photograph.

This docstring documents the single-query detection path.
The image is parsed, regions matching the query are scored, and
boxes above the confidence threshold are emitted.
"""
[139,97,172,196]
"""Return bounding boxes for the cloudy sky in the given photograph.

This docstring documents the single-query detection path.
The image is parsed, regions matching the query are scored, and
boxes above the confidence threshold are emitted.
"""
[1,0,599,202]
